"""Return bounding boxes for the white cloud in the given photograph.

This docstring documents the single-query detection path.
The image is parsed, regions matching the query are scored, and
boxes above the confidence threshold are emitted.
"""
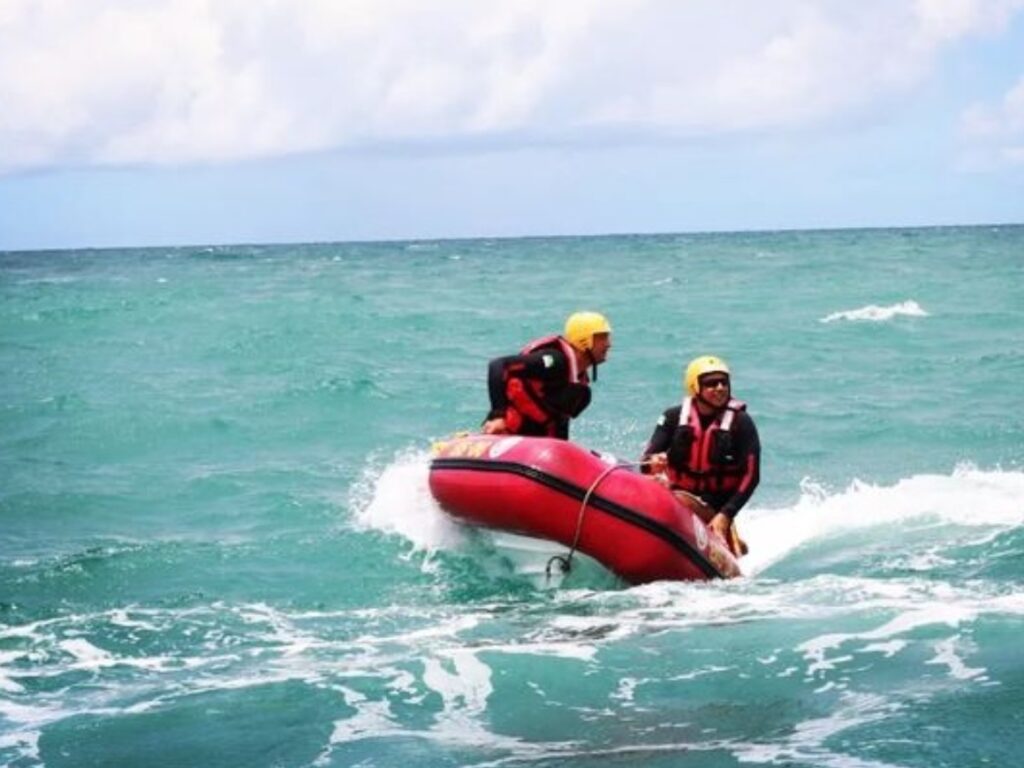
[959,75,1024,168]
[1,0,1021,174]
[961,76,1024,136]
[958,72,1024,169]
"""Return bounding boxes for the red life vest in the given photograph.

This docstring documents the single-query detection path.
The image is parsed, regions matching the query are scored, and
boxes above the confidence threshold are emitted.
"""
[504,335,589,437]
[666,396,748,496]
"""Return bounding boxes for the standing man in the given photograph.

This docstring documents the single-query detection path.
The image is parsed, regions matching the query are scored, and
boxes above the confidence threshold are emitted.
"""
[483,311,612,439]
[641,355,760,548]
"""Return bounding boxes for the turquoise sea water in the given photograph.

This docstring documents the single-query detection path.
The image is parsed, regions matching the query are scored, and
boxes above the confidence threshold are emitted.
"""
[1,226,1022,767]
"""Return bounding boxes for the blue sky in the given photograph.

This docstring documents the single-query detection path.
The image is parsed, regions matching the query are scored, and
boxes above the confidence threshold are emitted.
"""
[1,1,1023,251]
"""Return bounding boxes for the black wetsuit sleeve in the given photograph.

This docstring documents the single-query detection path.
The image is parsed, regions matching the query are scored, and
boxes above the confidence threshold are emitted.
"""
[640,406,679,473]
[486,349,569,419]
[719,412,761,519]
[486,356,512,419]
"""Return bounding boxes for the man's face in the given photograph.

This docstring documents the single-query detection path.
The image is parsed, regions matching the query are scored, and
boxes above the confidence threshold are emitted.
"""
[698,373,730,408]
[588,333,611,364]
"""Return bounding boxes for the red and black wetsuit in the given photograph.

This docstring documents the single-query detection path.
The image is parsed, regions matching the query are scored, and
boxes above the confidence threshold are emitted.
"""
[486,335,591,439]
[641,398,760,519]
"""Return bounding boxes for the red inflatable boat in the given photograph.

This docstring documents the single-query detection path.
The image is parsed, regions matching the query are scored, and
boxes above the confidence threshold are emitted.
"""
[429,433,741,584]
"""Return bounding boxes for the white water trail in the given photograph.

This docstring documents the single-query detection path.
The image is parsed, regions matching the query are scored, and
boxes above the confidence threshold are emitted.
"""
[740,463,1024,575]
[820,299,928,323]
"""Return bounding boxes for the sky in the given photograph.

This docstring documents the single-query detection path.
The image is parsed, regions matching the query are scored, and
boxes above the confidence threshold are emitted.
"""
[1,0,1023,251]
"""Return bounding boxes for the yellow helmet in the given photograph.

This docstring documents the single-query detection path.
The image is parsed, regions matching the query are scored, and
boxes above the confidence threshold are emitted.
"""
[684,355,730,396]
[564,311,611,353]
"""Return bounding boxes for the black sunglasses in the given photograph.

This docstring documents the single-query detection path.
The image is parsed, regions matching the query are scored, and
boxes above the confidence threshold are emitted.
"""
[700,377,730,389]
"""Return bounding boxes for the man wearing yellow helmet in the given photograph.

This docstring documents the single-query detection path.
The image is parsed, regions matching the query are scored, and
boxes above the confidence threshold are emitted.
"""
[483,311,612,439]
[641,355,760,550]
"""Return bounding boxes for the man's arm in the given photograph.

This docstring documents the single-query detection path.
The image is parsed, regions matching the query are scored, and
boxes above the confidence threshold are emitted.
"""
[640,408,678,474]
[486,356,514,419]
[718,414,761,519]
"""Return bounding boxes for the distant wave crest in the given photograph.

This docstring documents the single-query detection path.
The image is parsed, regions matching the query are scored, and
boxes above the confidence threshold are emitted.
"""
[820,300,928,324]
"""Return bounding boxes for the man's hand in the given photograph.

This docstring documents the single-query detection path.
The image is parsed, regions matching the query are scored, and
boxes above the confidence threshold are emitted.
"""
[645,452,668,475]
[708,512,731,542]
[482,418,509,435]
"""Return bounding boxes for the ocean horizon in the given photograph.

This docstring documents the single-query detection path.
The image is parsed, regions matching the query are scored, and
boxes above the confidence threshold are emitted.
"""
[5,219,1023,256]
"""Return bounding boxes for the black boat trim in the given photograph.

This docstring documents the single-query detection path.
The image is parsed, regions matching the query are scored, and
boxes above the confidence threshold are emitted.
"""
[430,457,722,579]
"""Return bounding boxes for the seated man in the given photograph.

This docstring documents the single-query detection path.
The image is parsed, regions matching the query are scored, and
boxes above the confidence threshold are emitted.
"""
[641,355,760,552]
[482,312,612,439]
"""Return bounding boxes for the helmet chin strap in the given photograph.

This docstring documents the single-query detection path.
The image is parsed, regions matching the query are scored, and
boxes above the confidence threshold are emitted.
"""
[586,349,598,381]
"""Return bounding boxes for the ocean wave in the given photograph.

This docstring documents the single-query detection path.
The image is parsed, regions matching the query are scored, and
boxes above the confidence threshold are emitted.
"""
[820,300,928,323]
[741,464,1024,576]
[2,575,1021,767]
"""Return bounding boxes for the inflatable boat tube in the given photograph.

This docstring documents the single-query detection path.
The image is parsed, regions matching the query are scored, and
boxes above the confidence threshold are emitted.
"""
[428,434,741,584]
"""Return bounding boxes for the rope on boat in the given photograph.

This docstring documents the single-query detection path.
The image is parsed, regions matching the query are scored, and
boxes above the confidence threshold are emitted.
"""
[546,459,649,580]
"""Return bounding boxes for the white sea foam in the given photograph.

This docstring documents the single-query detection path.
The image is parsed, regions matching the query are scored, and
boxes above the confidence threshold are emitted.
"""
[0,696,71,767]
[733,692,904,768]
[108,609,160,631]
[860,640,907,658]
[740,465,1024,576]
[798,603,978,676]
[0,650,26,693]
[316,691,401,765]
[783,585,1024,696]
[927,636,986,681]
[59,638,116,669]
[0,730,41,765]
[422,650,493,719]
[320,651,564,762]
[820,299,928,323]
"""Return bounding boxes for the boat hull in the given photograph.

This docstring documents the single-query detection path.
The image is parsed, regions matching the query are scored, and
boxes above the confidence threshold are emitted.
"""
[428,434,741,584]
